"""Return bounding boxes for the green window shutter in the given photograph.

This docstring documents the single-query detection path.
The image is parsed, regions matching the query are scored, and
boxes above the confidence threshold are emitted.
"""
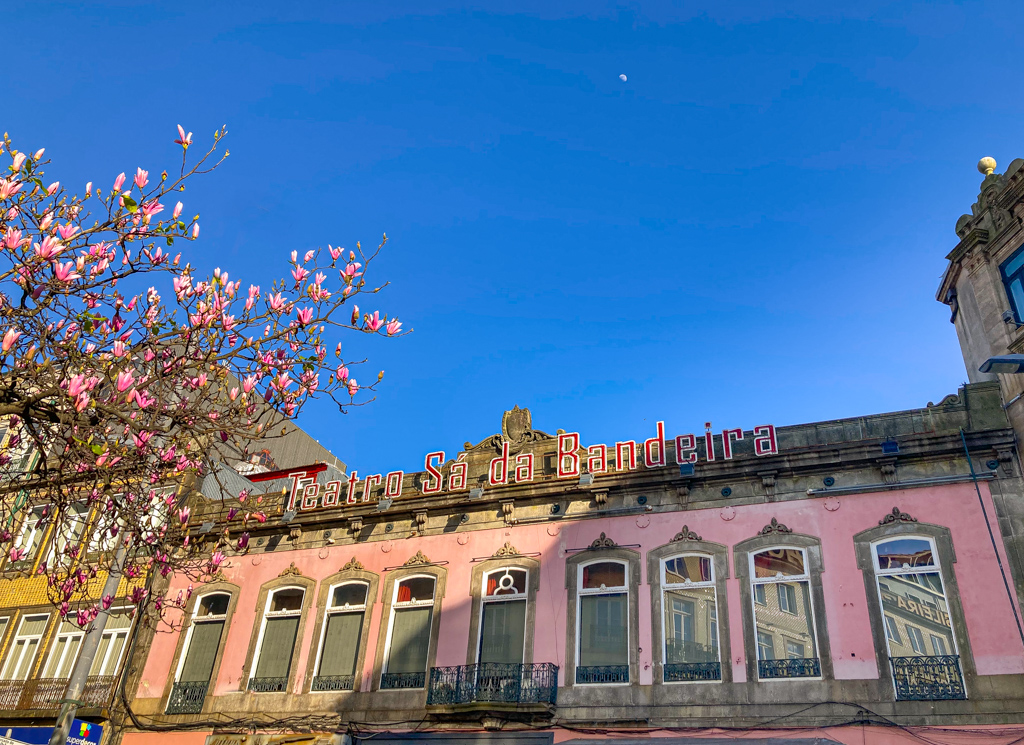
[254,617,300,680]
[318,612,363,677]
[179,621,224,682]
[479,600,526,664]
[579,594,627,667]
[387,607,432,674]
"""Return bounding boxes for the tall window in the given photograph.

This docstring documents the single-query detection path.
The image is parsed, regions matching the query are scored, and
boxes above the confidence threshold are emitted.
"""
[381,576,435,689]
[42,619,84,678]
[577,561,629,684]
[479,568,528,665]
[90,611,132,676]
[250,588,304,692]
[47,503,90,565]
[750,548,820,679]
[168,594,228,714]
[11,506,48,568]
[1002,247,1024,322]
[872,536,964,700]
[1,615,49,679]
[0,419,35,474]
[312,582,368,691]
[662,554,720,682]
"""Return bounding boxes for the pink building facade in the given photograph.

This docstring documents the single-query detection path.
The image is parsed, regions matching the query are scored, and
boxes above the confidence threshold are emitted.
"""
[120,383,1024,745]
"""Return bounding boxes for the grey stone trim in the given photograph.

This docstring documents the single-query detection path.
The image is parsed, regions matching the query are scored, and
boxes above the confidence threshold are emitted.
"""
[159,580,241,713]
[464,556,540,665]
[646,538,732,684]
[370,559,448,696]
[733,531,834,683]
[301,563,380,693]
[564,545,641,688]
[239,573,317,694]
[852,519,977,698]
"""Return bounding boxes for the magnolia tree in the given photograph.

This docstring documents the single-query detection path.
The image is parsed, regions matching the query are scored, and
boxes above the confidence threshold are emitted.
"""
[0,126,402,625]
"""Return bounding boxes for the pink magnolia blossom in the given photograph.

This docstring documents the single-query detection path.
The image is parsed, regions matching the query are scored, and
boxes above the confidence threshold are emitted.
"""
[115,370,135,392]
[237,532,250,550]
[192,223,199,239]
[2,328,21,353]
[336,365,349,382]
[11,152,26,170]
[4,228,23,249]
[74,392,90,412]
[268,293,285,312]
[113,172,126,191]
[56,224,78,240]
[8,547,25,564]
[173,201,183,218]
[33,148,44,160]
[53,261,81,282]
[296,307,314,325]
[178,506,191,525]
[211,551,226,567]
[35,235,62,260]
[291,266,309,284]
[329,245,342,260]
[85,181,92,195]
[386,318,402,335]
[132,431,153,449]
[304,249,315,263]
[175,125,193,147]
[47,181,59,195]
[0,179,22,200]
[364,311,384,332]
[348,380,358,396]
[134,168,149,188]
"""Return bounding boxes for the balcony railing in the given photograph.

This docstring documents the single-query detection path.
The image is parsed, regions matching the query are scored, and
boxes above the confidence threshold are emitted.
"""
[380,671,426,690]
[664,662,721,682]
[891,655,966,700]
[426,663,558,707]
[758,658,821,679]
[166,681,209,714]
[311,675,355,692]
[247,677,288,693]
[0,676,116,712]
[575,665,628,684]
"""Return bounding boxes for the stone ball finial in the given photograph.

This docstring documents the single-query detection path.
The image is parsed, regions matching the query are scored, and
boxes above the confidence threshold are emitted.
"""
[978,157,997,176]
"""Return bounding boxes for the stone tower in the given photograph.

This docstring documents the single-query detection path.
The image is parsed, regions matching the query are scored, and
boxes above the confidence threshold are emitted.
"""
[938,157,1024,438]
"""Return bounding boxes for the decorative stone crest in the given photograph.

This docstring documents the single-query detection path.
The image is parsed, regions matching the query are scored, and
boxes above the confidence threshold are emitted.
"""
[758,517,792,536]
[492,541,520,558]
[672,525,703,542]
[465,406,553,455]
[589,532,618,549]
[403,550,432,567]
[879,506,917,526]
[278,562,302,577]
[342,557,364,571]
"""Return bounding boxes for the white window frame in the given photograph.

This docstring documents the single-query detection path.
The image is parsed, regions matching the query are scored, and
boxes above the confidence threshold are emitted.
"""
[173,592,230,683]
[42,620,84,679]
[90,608,133,677]
[2,613,50,680]
[248,586,304,686]
[575,559,630,686]
[660,554,720,685]
[312,581,369,679]
[12,505,49,566]
[870,536,960,662]
[476,567,529,665]
[381,574,437,686]
[46,502,90,565]
[748,546,822,681]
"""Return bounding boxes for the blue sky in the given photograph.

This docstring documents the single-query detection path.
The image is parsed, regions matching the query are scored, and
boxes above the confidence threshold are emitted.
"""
[7,1,1023,474]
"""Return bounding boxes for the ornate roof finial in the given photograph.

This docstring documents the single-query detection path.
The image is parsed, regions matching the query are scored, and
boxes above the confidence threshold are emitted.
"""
[978,157,997,176]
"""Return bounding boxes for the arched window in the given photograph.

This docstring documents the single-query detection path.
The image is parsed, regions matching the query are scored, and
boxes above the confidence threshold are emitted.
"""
[168,593,229,713]
[478,568,528,666]
[662,554,721,682]
[312,582,369,691]
[750,547,821,679]
[249,587,304,692]
[872,536,965,699]
[576,560,629,684]
[381,576,436,689]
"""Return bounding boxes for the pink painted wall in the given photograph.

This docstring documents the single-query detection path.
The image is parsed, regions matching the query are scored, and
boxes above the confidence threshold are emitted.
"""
[135,482,1024,701]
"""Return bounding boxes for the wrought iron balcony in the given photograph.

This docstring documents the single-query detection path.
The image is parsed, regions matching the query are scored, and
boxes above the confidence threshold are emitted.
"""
[575,665,628,684]
[166,681,209,714]
[380,671,426,690]
[758,657,821,679]
[0,676,116,712]
[311,675,355,692]
[247,676,288,693]
[664,662,721,682]
[426,663,558,708]
[891,655,966,700]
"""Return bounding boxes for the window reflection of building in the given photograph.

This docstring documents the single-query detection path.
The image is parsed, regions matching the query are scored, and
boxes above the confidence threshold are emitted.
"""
[749,548,818,671]
[662,555,719,671]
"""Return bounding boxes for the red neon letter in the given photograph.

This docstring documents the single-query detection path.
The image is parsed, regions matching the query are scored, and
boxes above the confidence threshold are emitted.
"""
[345,471,359,505]
[754,425,778,456]
[385,471,404,497]
[644,421,666,467]
[489,442,510,486]
[514,453,534,483]
[322,480,341,508]
[448,461,468,491]
[422,451,444,494]
[704,422,715,461]
[587,444,608,475]
[557,432,581,478]
[615,441,637,471]
[675,435,697,464]
[362,473,383,502]
[722,428,744,460]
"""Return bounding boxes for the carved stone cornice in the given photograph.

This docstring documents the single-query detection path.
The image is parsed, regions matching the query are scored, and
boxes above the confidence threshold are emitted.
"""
[589,532,617,549]
[413,509,428,533]
[879,506,917,526]
[758,517,792,536]
[671,525,702,542]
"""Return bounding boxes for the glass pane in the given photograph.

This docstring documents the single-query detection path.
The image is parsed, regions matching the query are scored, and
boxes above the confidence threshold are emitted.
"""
[1005,249,1024,277]
[179,621,224,682]
[753,549,805,578]
[486,569,527,596]
[582,562,626,589]
[105,611,132,631]
[318,612,363,677]
[877,573,954,658]
[664,556,712,585]
[270,589,304,613]
[0,619,7,645]
[19,615,48,637]
[254,616,300,679]
[397,577,435,603]
[579,593,628,666]
[876,539,935,570]
[199,595,229,617]
[387,607,432,673]
[752,580,816,659]
[43,634,81,678]
[479,599,526,664]
[91,630,127,676]
[331,584,368,608]
[91,634,113,677]
[664,586,718,663]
